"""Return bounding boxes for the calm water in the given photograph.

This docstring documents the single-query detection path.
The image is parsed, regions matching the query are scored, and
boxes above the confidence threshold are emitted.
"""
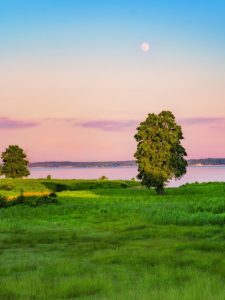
[29,166,225,187]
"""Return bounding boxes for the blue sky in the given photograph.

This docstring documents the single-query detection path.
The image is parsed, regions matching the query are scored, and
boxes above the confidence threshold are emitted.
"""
[1,0,225,58]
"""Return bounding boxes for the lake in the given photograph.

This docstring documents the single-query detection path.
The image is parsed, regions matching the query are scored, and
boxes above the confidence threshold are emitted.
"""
[29,166,225,187]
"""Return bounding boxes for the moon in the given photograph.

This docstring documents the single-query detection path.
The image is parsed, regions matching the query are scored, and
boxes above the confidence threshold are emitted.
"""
[140,42,150,53]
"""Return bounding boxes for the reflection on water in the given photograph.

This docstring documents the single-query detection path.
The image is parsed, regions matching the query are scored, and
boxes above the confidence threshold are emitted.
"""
[29,166,225,187]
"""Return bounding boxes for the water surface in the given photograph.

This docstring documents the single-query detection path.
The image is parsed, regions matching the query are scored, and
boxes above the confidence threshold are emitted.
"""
[29,166,225,187]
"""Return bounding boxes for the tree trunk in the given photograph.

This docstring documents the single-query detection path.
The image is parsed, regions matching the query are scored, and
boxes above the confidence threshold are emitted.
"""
[156,185,165,195]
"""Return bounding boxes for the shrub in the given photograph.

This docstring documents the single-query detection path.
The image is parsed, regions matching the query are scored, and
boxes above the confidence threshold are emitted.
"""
[121,183,128,188]
[33,195,58,206]
[1,194,58,209]
[48,183,69,192]
[49,192,57,197]
[11,194,26,206]
[99,176,108,180]
[0,196,7,208]
[0,184,14,191]
[47,175,52,180]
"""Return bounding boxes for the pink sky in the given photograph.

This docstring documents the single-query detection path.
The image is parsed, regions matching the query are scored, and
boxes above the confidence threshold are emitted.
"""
[0,57,225,161]
[1,1,225,162]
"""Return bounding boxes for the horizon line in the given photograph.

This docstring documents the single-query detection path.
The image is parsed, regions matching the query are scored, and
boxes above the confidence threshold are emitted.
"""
[29,158,225,164]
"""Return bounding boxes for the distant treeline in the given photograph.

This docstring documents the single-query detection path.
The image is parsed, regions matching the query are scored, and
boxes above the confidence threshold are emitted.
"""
[188,158,225,166]
[29,158,225,168]
[29,161,136,168]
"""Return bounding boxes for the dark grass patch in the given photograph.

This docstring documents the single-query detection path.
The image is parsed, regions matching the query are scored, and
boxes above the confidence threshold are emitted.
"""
[0,194,58,209]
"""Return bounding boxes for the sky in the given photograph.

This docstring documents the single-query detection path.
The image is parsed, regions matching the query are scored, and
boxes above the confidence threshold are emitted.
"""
[0,0,225,162]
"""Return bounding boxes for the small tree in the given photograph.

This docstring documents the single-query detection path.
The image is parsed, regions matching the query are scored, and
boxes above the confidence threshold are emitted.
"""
[99,175,108,180]
[1,145,30,178]
[134,111,187,195]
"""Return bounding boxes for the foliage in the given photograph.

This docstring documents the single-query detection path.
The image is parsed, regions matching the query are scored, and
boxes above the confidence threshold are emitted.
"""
[26,195,58,206]
[99,175,108,180]
[0,196,7,208]
[0,193,58,208]
[0,183,14,191]
[0,165,3,176]
[120,183,128,188]
[47,174,52,180]
[49,192,57,197]
[1,145,30,178]
[134,111,187,194]
[1,183,225,299]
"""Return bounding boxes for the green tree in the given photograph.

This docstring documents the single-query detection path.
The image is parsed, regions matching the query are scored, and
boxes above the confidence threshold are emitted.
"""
[134,111,187,195]
[99,175,108,180]
[1,145,30,178]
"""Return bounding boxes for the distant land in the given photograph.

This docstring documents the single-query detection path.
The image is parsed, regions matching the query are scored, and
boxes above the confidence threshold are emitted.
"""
[30,158,225,168]
[29,161,136,168]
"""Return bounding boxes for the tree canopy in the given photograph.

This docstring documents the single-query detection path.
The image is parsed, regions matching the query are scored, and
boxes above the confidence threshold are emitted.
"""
[1,145,30,178]
[134,111,187,194]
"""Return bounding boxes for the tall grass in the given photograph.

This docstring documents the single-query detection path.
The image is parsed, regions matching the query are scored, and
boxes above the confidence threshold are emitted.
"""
[1,181,225,299]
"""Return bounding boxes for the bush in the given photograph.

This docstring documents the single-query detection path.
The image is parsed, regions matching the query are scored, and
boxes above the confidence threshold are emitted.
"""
[1,194,58,209]
[99,176,108,180]
[121,183,128,188]
[0,196,7,208]
[0,184,14,191]
[11,194,26,206]
[46,183,69,192]
[49,192,57,197]
[47,175,52,180]
[34,195,58,206]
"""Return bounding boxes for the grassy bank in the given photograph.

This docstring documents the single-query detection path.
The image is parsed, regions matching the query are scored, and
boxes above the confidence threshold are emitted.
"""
[0,178,140,197]
[0,180,225,299]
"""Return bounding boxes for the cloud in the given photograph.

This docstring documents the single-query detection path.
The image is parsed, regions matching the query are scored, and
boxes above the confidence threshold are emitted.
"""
[4,116,224,132]
[179,117,225,126]
[69,117,225,131]
[74,119,138,131]
[0,117,39,129]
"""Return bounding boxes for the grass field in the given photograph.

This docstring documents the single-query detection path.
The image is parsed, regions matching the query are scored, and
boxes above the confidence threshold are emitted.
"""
[1,179,225,299]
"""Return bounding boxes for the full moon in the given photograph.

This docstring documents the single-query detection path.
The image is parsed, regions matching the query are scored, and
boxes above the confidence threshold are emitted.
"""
[140,42,150,52]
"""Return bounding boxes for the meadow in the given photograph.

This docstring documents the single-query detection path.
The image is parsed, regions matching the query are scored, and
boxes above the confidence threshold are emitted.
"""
[1,179,225,299]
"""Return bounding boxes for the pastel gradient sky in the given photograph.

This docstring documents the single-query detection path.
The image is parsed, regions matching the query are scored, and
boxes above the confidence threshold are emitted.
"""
[0,0,225,162]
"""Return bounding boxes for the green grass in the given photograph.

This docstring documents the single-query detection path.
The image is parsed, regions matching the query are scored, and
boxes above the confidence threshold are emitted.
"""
[0,178,139,197]
[1,180,225,299]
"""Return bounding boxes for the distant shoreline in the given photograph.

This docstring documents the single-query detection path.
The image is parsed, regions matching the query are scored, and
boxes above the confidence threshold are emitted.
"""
[29,159,225,168]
